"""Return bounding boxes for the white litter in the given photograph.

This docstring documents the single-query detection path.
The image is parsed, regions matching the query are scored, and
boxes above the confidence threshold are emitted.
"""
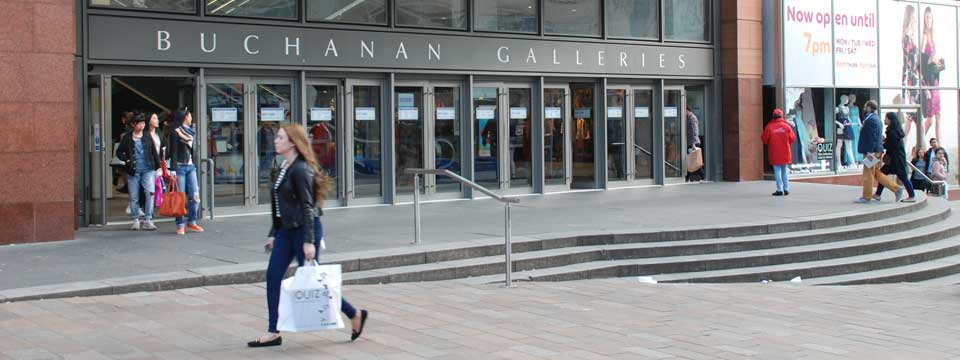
[790,276,803,283]
[638,276,658,284]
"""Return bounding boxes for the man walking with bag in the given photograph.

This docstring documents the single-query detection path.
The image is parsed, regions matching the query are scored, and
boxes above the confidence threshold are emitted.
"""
[856,101,903,203]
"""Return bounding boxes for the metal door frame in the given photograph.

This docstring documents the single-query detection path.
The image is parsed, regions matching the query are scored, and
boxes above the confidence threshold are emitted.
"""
[663,85,687,184]
[304,78,345,207]
[84,74,108,226]
[542,84,573,193]
[202,77,251,209]
[344,78,386,206]
[500,82,535,195]
[607,84,657,188]
[423,80,465,201]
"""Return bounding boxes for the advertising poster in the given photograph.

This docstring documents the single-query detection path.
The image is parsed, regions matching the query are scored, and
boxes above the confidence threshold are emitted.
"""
[833,1,878,87]
[783,0,834,87]
[879,0,920,93]
[919,4,958,89]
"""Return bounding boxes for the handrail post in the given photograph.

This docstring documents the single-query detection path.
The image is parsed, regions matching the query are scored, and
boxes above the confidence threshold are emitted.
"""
[413,173,422,245]
[504,201,513,287]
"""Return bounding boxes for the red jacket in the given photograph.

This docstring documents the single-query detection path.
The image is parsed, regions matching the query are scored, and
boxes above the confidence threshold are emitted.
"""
[761,118,796,166]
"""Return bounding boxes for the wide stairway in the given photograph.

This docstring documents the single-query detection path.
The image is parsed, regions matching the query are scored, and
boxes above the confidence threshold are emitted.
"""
[331,195,960,286]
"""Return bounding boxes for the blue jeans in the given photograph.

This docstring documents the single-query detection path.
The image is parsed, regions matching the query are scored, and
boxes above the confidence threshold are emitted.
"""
[266,217,357,333]
[773,165,789,192]
[876,165,916,198]
[127,170,156,220]
[175,163,199,227]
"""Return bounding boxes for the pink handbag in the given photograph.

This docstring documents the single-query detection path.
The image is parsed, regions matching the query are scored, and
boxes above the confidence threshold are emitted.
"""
[155,176,164,207]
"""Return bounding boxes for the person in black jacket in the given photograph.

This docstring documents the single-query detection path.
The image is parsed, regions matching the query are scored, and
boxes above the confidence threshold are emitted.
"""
[116,114,161,230]
[875,113,916,202]
[168,110,203,235]
[248,124,368,348]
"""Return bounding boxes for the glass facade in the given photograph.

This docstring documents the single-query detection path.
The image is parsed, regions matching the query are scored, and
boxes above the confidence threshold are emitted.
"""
[307,0,387,24]
[664,0,710,42]
[475,0,538,33]
[545,0,602,36]
[206,0,297,19]
[607,0,659,39]
[397,0,469,29]
[90,0,195,12]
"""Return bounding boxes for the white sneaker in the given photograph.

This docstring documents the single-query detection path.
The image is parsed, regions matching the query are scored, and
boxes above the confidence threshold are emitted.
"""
[895,187,905,202]
[854,197,870,204]
[141,220,157,231]
[130,219,141,230]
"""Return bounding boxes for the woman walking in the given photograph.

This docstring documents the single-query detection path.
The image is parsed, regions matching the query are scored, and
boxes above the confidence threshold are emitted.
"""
[168,110,203,235]
[248,124,368,348]
[116,113,160,230]
[875,113,916,203]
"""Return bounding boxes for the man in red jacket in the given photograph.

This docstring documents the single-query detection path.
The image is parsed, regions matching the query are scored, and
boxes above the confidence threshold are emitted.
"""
[762,108,797,196]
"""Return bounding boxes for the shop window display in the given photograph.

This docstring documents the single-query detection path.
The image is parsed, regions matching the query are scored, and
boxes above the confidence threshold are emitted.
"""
[785,88,834,174]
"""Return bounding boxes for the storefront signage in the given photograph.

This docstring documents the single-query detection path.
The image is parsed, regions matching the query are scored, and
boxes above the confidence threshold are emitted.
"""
[783,0,835,87]
[310,108,333,121]
[88,15,713,77]
[260,108,285,121]
[476,107,496,120]
[436,107,456,120]
[635,107,650,118]
[212,107,237,122]
[544,107,562,119]
[355,107,376,121]
[398,93,415,108]
[574,108,591,119]
[509,107,528,119]
[833,1,878,87]
[398,107,419,120]
[607,107,623,118]
[663,107,678,117]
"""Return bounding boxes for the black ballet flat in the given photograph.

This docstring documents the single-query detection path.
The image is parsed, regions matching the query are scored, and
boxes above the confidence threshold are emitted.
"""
[351,310,368,341]
[247,335,282,347]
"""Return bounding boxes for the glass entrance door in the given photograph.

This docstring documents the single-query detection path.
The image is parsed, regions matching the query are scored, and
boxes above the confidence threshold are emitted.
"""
[306,81,341,202]
[633,88,654,181]
[606,88,628,182]
[85,75,106,225]
[349,83,383,201]
[432,85,462,194]
[543,86,570,188]
[473,87,500,189]
[254,82,293,204]
[571,84,595,188]
[205,82,246,207]
[664,87,686,180]
[395,86,425,195]
[507,87,533,189]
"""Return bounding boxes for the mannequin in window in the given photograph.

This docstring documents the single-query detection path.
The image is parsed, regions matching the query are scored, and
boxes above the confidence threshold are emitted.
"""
[835,95,855,168]
[848,94,863,163]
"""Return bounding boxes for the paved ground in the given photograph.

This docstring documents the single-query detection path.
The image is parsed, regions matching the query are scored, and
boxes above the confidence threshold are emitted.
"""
[1,279,959,359]
[0,182,908,290]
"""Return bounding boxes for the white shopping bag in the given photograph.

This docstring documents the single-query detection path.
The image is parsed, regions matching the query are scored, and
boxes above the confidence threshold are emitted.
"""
[277,262,344,332]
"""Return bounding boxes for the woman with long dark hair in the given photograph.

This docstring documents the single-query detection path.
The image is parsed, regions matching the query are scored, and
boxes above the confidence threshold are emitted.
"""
[168,109,203,235]
[875,112,916,202]
[248,124,368,348]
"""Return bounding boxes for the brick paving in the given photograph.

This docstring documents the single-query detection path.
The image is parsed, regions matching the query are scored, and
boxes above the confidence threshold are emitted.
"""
[1,280,959,359]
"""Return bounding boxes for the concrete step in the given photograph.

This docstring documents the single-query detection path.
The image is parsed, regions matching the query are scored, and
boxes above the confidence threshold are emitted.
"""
[326,197,931,275]
[646,235,960,284]
[918,271,960,285]
[802,254,960,285]
[343,203,956,285]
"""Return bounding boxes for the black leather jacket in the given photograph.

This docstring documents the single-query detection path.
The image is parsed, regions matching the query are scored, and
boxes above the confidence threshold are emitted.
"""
[117,131,161,175]
[167,127,195,171]
[268,157,316,244]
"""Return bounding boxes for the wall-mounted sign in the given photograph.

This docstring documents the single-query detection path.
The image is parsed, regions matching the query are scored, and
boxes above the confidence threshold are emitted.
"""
[436,107,456,120]
[355,107,376,121]
[833,0,878,87]
[510,107,528,119]
[607,107,623,118]
[88,15,714,77]
[664,107,678,117]
[310,107,333,121]
[260,107,285,121]
[783,0,834,87]
[212,108,238,122]
[398,107,419,120]
[574,108,591,119]
[635,107,650,118]
[476,107,496,120]
[398,93,415,108]
[544,107,562,119]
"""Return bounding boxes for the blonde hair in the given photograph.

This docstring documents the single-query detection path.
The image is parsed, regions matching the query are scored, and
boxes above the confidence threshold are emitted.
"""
[279,123,333,206]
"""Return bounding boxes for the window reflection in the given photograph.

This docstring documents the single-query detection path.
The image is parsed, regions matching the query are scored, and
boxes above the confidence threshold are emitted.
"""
[607,0,659,39]
[206,0,297,19]
[665,0,710,41]
[545,0,601,36]
[90,0,195,12]
[307,0,387,24]
[397,0,468,29]
[476,0,538,33]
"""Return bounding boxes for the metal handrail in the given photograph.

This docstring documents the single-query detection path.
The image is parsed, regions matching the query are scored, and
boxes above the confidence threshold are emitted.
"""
[404,168,518,287]
[634,144,682,173]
